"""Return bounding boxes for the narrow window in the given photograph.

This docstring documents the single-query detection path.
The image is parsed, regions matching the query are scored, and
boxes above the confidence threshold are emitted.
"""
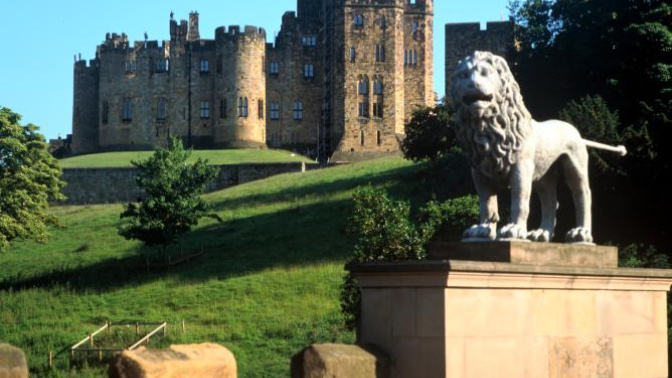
[375,44,386,62]
[243,98,249,117]
[270,102,280,120]
[219,99,227,118]
[258,99,264,119]
[354,14,364,27]
[413,50,418,66]
[350,47,356,62]
[304,64,314,78]
[358,77,369,95]
[122,98,133,121]
[302,35,317,46]
[200,59,209,73]
[216,56,223,74]
[293,100,303,120]
[404,50,408,66]
[157,97,167,120]
[377,130,382,146]
[238,97,244,117]
[374,77,384,95]
[373,102,384,118]
[200,101,210,119]
[270,61,279,75]
[358,102,370,118]
[380,16,387,28]
[412,21,419,34]
[360,130,365,146]
[102,101,109,124]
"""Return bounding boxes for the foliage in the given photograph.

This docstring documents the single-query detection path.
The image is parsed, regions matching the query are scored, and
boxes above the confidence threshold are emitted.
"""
[558,95,623,173]
[419,195,480,242]
[619,244,671,270]
[0,106,65,251]
[118,138,219,253]
[509,0,672,250]
[401,103,457,162]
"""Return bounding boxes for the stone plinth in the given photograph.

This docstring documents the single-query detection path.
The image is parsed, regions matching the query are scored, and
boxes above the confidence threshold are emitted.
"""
[350,243,672,378]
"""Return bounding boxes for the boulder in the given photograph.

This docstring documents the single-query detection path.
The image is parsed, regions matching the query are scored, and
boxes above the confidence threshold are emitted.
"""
[110,343,236,378]
[291,343,389,378]
[0,343,28,378]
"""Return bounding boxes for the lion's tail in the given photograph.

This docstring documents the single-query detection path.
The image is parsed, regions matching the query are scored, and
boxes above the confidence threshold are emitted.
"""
[583,139,627,156]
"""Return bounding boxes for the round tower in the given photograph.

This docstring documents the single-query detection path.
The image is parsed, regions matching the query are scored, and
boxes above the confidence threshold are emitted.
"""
[214,26,267,148]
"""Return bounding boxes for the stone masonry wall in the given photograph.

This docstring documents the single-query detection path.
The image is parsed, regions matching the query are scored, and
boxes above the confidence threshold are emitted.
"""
[59,163,308,205]
[445,21,514,95]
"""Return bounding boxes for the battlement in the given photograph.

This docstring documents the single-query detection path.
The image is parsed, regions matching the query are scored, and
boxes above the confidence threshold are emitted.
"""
[74,59,98,70]
[215,25,266,42]
[445,20,512,34]
[343,0,431,9]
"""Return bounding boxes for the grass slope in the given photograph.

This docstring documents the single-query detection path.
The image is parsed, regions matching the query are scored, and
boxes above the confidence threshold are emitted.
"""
[59,149,313,168]
[0,156,449,377]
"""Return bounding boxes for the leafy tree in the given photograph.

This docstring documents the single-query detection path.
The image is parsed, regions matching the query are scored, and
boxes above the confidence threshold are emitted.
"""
[118,138,219,255]
[0,106,65,251]
[401,103,457,163]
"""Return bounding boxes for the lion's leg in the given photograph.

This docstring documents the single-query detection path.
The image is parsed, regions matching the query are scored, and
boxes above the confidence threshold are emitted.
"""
[462,169,498,241]
[499,163,534,240]
[562,150,594,244]
[527,173,558,242]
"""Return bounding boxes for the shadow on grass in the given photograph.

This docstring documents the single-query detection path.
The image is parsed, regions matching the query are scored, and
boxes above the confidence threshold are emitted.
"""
[0,159,474,294]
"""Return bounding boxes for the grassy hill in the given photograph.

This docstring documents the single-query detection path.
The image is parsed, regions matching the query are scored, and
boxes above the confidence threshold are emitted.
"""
[59,149,313,168]
[0,156,459,377]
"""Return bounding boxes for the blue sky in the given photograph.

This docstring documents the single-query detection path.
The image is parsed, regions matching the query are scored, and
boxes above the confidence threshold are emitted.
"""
[0,0,510,140]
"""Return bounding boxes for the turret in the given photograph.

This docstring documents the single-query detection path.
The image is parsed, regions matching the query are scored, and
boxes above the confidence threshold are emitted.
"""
[71,59,100,155]
[188,12,200,41]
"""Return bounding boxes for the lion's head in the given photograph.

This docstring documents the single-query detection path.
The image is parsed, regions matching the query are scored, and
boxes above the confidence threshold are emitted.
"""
[450,51,532,179]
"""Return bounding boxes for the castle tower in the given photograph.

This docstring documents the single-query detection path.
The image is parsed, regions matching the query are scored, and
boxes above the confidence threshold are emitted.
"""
[188,12,200,41]
[71,59,100,155]
[214,26,267,148]
[326,0,434,160]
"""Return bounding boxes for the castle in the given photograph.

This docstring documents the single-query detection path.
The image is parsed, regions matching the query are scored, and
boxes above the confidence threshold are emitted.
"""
[71,0,435,161]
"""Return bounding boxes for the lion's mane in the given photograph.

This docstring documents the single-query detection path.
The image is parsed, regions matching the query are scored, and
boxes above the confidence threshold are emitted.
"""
[450,51,532,179]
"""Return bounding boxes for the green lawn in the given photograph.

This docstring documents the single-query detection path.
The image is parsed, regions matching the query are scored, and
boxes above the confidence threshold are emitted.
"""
[0,156,450,377]
[58,149,313,168]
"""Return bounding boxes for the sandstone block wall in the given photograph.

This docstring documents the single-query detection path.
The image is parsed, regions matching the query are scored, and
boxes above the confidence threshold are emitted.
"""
[59,162,309,205]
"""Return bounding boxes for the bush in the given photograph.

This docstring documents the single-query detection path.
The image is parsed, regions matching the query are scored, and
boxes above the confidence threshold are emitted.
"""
[401,103,457,163]
[340,187,480,331]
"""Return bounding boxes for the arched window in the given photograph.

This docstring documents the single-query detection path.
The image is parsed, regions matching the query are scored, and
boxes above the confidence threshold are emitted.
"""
[358,76,369,95]
[200,59,209,73]
[157,97,167,120]
[374,76,384,95]
[293,100,303,120]
[375,44,386,62]
[354,14,365,27]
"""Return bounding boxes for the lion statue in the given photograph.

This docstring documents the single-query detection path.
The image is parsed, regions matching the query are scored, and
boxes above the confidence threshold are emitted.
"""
[449,51,627,244]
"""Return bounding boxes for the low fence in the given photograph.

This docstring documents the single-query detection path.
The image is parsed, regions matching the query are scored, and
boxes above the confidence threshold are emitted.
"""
[58,162,315,205]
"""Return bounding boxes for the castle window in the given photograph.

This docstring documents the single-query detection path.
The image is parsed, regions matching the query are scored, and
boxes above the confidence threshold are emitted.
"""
[270,102,280,120]
[217,56,223,74]
[350,47,356,63]
[156,59,169,73]
[413,49,418,66]
[302,35,317,47]
[360,130,365,146]
[374,77,384,95]
[304,64,315,78]
[380,16,387,28]
[258,99,264,119]
[375,44,386,62]
[219,99,227,118]
[353,14,365,28]
[358,77,369,95]
[122,98,133,122]
[377,130,382,146]
[157,98,167,120]
[200,101,210,119]
[125,60,136,74]
[293,100,303,120]
[270,61,279,75]
[358,102,370,118]
[373,102,384,118]
[238,97,249,118]
[102,101,109,124]
[412,21,419,34]
[200,59,209,73]
[409,0,417,5]
[404,50,408,66]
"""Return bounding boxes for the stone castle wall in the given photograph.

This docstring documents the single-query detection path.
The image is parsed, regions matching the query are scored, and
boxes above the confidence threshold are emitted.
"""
[72,1,517,161]
[59,162,310,205]
[445,21,514,93]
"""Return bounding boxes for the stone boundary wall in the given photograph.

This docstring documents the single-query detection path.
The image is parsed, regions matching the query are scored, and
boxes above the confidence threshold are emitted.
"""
[59,162,314,205]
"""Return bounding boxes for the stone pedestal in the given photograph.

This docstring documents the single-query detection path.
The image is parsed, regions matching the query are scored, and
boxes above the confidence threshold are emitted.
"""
[350,242,672,378]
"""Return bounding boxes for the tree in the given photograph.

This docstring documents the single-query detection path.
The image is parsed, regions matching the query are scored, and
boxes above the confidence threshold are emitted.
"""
[118,137,219,255]
[0,106,65,251]
[401,103,457,163]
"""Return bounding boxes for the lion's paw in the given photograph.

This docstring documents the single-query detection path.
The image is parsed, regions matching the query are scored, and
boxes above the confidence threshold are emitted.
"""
[565,227,594,244]
[527,229,551,243]
[498,224,528,241]
[462,224,496,242]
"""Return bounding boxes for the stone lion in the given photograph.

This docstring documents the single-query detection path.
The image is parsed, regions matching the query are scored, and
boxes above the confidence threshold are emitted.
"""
[449,51,627,244]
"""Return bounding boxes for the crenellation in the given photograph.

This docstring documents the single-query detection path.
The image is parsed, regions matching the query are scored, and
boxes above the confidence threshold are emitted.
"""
[71,1,445,161]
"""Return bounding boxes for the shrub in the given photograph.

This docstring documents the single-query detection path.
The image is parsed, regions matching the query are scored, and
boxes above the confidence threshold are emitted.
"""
[401,103,458,163]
